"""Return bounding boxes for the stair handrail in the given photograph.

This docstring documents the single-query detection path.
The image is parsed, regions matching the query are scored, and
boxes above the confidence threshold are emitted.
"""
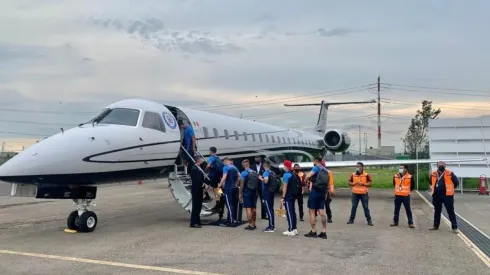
[180,145,211,182]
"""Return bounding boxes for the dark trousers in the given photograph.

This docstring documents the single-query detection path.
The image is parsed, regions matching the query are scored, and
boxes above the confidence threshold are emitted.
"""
[393,195,413,224]
[285,198,297,231]
[349,193,372,221]
[190,189,203,225]
[433,195,458,229]
[297,195,304,220]
[325,193,332,220]
[257,186,266,219]
[263,193,275,228]
[224,188,238,223]
[236,190,243,222]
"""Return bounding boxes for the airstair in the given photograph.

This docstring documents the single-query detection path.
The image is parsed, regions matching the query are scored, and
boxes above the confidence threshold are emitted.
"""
[168,146,217,217]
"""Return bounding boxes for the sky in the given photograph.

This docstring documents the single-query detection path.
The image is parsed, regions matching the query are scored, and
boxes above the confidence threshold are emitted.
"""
[1,0,490,154]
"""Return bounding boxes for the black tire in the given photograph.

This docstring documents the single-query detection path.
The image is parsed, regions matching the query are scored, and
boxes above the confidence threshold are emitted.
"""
[67,211,80,231]
[78,211,98,233]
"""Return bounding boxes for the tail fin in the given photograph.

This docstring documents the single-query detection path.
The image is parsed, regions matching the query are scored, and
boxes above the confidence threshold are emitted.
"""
[314,101,327,135]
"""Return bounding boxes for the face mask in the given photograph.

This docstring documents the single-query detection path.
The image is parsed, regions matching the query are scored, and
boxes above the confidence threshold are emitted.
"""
[294,169,299,172]
[355,168,360,173]
[438,166,445,172]
[399,169,404,174]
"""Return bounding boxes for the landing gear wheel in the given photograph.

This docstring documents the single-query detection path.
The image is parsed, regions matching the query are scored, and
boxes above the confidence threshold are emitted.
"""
[67,211,80,231]
[78,211,98,233]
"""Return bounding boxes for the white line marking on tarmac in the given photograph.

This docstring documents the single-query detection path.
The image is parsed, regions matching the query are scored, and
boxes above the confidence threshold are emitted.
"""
[416,190,490,268]
[0,250,225,275]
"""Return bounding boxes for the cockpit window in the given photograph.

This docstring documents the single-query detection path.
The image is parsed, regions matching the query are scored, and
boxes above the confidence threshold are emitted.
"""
[142,111,166,132]
[96,108,140,126]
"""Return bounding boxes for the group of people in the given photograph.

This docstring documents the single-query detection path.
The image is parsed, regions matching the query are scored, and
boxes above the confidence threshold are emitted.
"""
[179,121,460,235]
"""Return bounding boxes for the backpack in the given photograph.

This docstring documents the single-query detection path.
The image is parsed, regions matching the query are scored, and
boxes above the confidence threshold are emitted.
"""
[246,169,259,190]
[313,165,330,192]
[287,172,301,198]
[211,155,224,178]
[267,171,281,193]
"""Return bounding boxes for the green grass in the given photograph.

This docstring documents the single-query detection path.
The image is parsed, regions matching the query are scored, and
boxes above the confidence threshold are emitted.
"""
[327,167,480,190]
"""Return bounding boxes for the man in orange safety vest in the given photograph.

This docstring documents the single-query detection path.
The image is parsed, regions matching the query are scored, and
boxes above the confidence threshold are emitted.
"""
[390,164,415,228]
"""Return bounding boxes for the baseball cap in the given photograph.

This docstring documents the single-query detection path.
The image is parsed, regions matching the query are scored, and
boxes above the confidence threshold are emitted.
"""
[321,160,326,166]
[283,160,293,170]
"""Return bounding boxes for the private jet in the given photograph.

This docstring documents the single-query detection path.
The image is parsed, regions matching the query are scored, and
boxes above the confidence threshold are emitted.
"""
[0,99,483,233]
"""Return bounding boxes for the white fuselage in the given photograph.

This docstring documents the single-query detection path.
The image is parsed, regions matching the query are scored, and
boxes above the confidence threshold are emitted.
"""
[0,99,324,186]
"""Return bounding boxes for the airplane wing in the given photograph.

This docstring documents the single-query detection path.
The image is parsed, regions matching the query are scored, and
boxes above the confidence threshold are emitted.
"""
[278,158,486,170]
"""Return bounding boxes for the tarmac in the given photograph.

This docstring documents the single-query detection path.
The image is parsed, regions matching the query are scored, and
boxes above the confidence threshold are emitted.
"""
[0,180,489,275]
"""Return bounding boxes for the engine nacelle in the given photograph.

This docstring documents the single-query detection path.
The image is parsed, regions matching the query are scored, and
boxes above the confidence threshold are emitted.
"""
[323,129,351,152]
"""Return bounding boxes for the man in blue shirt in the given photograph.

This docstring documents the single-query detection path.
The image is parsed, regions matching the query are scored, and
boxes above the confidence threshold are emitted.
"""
[206,147,225,220]
[218,157,241,226]
[304,157,328,239]
[178,120,196,171]
[258,160,275,232]
[239,159,258,230]
[281,160,299,236]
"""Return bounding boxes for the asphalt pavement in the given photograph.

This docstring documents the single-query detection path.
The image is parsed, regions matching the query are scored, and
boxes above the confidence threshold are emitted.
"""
[0,181,489,275]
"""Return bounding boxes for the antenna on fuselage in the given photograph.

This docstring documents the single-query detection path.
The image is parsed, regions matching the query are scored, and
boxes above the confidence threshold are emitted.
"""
[284,100,376,135]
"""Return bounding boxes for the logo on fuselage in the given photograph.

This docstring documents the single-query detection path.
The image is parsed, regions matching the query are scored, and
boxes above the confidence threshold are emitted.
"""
[162,112,177,129]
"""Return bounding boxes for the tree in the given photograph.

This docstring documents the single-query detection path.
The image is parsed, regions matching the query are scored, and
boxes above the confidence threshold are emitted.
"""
[403,100,441,159]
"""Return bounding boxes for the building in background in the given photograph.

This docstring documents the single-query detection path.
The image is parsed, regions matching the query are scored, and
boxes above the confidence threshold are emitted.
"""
[429,115,490,190]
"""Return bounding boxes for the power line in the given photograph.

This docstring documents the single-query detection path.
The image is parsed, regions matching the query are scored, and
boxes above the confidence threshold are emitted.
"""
[382,83,490,94]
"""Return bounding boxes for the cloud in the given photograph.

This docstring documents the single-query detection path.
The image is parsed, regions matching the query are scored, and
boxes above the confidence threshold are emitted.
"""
[1,0,490,153]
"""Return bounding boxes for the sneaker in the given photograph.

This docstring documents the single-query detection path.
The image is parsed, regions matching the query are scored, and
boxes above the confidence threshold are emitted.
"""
[293,229,298,235]
[318,232,327,239]
[244,225,255,230]
[283,231,295,236]
[452,228,459,234]
[327,218,332,223]
[304,231,317,238]
[408,224,415,228]
[264,227,275,233]
[347,220,354,224]
[367,220,374,226]
[390,223,398,227]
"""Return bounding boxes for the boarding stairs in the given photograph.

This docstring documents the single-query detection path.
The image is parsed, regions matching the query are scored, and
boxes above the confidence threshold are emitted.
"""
[168,146,217,217]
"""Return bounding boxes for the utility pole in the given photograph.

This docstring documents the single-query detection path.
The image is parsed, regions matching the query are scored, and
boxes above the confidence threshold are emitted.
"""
[377,76,381,153]
[358,125,362,155]
[363,133,368,154]
[1,142,4,155]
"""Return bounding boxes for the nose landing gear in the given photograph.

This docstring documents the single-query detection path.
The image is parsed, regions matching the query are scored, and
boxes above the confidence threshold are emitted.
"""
[67,199,98,233]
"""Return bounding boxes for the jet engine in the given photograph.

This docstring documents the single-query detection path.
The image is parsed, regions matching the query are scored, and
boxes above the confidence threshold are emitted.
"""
[323,129,351,152]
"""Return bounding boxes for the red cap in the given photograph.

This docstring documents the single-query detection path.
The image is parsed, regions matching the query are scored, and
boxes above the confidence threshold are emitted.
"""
[321,160,326,166]
[283,160,293,170]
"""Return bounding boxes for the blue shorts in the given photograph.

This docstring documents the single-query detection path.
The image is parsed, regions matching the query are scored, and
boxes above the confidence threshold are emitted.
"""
[242,191,257,208]
[307,189,326,210]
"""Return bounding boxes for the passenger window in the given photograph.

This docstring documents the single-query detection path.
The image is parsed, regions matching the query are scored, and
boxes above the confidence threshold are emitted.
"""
[259,134,263,142]
[142,111,165,132]
[272,136,275,143]
[282,137,286,144]
[224,130,229,139]
[97,108,140,126]
[265,135,269,142]
[213,128,219,138]
[203,127,209,138]
[288,138,291,144]
[251,133,256,142]
[234,131,239,140]
[243,132,248,141]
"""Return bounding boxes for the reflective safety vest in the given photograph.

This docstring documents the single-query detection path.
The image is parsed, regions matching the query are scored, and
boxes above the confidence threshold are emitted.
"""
[328,170,334,193]
[351,171,369,194]
[431,170,455,196]
[394,173,412,196]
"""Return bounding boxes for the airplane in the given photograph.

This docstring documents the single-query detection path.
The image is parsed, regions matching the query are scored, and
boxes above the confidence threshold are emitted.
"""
[0,98,484,233]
